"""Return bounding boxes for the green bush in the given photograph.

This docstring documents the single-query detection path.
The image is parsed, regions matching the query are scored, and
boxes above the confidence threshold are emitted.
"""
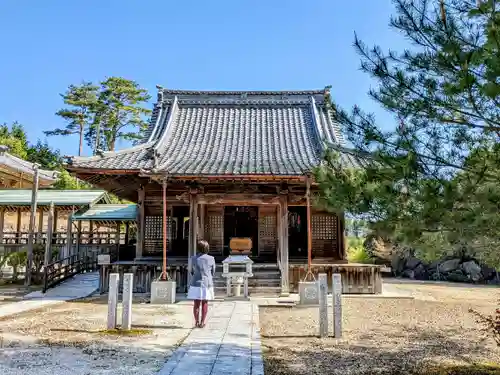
[347,236,373,264]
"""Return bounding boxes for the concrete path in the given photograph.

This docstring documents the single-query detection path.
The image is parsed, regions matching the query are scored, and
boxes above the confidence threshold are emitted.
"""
[0,272,99,319]
[159,300,264,375]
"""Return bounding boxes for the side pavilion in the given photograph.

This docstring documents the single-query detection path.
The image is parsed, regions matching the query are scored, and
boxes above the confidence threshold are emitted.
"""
[66,87,380,295]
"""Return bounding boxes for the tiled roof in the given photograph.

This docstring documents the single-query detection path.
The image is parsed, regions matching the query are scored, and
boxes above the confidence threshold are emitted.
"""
[0,189,108,206]
[0,146,58,185]
[73,204,137,221]
[68,88,360,175]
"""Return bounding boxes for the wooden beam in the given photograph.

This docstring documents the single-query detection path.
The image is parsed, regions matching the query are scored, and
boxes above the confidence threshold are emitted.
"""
[25,165,40,286]
[135,187,145,259]
[196,194,281,205]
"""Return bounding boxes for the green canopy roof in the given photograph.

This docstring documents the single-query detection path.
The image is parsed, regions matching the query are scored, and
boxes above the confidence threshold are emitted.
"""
[72,204,137,221]
[0,189,108,206]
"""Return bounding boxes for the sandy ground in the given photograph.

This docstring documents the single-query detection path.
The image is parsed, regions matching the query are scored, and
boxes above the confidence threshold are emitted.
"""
[0,295,193,375]
[261,279,500,375]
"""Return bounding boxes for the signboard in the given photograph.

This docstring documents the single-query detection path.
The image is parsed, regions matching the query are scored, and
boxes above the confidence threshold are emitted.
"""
[98,254,111,265]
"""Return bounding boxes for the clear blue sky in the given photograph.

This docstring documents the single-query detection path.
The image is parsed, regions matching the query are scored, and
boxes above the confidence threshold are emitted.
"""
[0,0,406,156]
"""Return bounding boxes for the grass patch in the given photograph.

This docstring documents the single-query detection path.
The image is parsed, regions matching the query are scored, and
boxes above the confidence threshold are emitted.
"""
[98,328,153,336]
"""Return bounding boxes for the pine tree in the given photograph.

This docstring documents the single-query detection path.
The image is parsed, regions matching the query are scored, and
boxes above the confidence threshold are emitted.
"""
[315,0,500,265]
[45,82,98,156]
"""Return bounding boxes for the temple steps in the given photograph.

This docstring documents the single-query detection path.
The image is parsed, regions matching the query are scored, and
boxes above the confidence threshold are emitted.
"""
[213,263,282,296]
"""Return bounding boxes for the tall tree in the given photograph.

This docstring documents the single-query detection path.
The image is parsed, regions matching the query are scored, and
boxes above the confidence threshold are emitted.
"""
[0,122,28,159]
[88,77,151,152]
[315,0,500,264]
[0,122,86,189]
[45,82,98,156]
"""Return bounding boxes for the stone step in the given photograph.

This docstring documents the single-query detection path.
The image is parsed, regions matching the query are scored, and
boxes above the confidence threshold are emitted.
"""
[214,286,281,296]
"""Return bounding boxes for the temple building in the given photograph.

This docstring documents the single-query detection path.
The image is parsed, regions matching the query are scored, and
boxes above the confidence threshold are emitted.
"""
[66,87,379,295]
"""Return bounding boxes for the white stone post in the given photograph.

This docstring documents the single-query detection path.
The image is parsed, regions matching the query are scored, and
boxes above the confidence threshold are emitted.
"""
[122,273,133,330]
[107,273,119,330]
[332,273,342,338]
[318,273,328,337]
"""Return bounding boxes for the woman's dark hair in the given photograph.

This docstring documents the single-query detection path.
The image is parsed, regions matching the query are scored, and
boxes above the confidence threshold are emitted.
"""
[197,240,210,254]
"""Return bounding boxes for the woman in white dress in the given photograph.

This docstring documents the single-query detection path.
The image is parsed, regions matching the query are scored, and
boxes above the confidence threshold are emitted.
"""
[187,240,215,328]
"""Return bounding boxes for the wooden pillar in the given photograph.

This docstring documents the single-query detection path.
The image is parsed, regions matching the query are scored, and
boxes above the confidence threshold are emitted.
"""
[306,178,312,271]
[187,193,199,278]
[25,165,40,286]
[135,187,145,260]
[162,180,167,280]
[16,208,22,244]
[65,214,73,260]
[37,210,44,242]
[115,222,120,261]
[44,202,54,267]
[199,203,205,240]
[279,193,289,296]
[76,221,82,256]
[52,208,58,238]
[0,208,5,243]
[124,222,130,245]
[338,213,346,260]
[89,220,94,243]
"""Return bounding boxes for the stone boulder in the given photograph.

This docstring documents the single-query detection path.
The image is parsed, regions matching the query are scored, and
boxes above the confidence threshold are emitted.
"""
[391,254,406,275]
[405,257,421,270]
[438,258,461,273]
[402,269,415,279]
[413,264,428,280]
[461,260,482,282]
[481,264,496,281]
[447,270,469,283]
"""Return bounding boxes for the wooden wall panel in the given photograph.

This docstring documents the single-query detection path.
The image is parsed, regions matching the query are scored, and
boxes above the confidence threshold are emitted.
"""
[143,210,175,255]
[311,209,339,259]
[258,206,277,255]
[206,205,224,255]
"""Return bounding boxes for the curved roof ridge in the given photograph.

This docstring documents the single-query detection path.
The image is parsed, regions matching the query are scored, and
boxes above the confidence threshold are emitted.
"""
[157,87,327,96]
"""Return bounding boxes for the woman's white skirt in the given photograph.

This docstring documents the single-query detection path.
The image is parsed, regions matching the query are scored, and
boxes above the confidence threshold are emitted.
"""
[187,286,215,300]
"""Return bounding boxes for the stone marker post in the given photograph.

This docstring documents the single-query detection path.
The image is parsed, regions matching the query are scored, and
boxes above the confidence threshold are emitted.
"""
[122,273,133,330]
[107,273,119,330]
[318,273,328,337]
[332,273,342,338]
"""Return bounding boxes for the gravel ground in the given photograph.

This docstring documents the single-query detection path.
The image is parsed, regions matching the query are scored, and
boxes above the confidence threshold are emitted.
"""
[0,295,193,375]
[261,280,500,375]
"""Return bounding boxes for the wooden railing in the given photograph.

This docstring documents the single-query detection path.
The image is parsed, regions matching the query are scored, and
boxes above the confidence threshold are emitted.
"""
[99,263,188,294]
[43,251,99,293]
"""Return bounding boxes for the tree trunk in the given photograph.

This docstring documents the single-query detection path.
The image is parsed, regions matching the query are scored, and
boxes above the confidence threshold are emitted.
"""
[109,137,115,152]
[78,123,84,156]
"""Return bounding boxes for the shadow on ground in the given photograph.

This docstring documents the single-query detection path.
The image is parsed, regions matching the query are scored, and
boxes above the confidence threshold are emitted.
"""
[262,326,500,375]
[1,335,259,375]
